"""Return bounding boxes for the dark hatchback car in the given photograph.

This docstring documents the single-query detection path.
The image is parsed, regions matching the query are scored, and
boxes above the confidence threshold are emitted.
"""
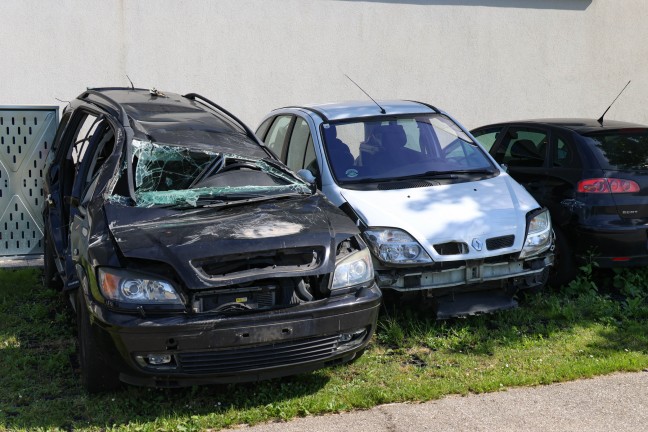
[42,88,381,392]
[472,119,648,285]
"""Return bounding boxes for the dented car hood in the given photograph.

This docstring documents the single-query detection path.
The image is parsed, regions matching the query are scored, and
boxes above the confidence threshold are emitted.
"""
[104,194,356,288]
[340,174,539,261]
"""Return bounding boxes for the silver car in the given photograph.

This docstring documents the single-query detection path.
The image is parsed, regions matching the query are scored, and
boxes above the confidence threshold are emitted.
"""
[257,100,554,317]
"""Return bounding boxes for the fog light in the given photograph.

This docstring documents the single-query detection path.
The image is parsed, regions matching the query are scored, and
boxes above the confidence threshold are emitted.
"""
[148,354,172,365]
[135,353,177,369]
[337,328,368,351]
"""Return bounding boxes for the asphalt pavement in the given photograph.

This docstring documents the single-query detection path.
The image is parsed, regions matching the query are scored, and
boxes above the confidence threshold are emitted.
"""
[239,371,648,431]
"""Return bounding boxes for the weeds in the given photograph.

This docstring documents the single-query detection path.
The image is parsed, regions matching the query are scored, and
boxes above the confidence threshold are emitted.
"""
[1,265,648,431]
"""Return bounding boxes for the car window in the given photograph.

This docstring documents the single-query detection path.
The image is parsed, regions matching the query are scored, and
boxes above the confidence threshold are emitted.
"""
[584,129,648,171]
[472,127,503,151]
[323,114,495,184]
[551,137,579,168]
[496,129,549,168]
[69,113,101,167]
[264,115,292,160]
[255,116,274,140]
[286,117,311,172]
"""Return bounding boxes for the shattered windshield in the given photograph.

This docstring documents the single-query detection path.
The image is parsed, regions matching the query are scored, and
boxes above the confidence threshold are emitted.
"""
[111,139,311,208]
[323,114,496,184]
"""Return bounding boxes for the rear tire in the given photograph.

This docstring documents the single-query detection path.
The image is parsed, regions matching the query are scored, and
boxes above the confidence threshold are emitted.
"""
[548,227,576,289]
[76,288,121,393]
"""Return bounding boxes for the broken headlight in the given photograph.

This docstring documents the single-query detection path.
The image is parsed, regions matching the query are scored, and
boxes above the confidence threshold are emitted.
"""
[520,209,552,258]
[332,248,374,290]
[363,228,433,264]
[98,268,184,306]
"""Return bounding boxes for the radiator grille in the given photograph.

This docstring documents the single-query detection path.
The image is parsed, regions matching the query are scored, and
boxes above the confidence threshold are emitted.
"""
[177,334,339,374]
[434,241,468,255]
[486,235,515,251]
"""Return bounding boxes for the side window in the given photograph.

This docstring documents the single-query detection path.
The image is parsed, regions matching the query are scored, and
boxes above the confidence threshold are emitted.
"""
[264,115,292,160]
[255,117,274,141]
[551,136,579,168]
[67,113,115,201]
[286,118,311,172]
[472,127,503,152]
[497,128,549,168]
[69,113,101,168]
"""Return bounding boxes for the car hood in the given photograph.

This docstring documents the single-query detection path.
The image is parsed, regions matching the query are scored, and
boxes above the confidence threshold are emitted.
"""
[104,194,357,289]
[340,174,539,261]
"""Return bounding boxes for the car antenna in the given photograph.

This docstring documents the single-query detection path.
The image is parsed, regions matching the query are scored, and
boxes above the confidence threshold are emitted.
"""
[344,74,386,114]
[597,80,631,125]
[126,75,135,90]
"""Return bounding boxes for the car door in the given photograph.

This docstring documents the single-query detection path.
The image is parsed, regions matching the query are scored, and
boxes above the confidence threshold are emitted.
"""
[540,130,584,227]
[69,119,117,271]
[53,110,115,285]
[487,125,551,206]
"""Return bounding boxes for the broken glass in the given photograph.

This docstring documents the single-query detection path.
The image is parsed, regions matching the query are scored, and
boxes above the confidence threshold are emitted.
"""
[112,139,311,208]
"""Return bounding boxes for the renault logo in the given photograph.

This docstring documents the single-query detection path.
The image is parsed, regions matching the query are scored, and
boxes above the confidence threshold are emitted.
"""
[472,238,483,251]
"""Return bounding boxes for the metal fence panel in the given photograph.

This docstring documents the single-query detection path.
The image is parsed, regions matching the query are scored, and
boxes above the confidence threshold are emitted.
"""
[0,106,58,260]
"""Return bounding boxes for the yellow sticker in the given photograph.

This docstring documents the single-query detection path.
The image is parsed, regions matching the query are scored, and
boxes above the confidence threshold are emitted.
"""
[235,297,248,303]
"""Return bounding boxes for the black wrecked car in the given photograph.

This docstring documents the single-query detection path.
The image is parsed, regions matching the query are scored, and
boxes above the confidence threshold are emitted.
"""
[42,88,381,392]
[472,118,648,285]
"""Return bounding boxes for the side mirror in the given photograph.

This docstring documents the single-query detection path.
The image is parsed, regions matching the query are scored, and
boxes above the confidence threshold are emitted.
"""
[297,169,317,185]
[500,163,509,173]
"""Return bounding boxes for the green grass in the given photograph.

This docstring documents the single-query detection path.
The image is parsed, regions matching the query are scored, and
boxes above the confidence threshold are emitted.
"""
[1,266,648,431]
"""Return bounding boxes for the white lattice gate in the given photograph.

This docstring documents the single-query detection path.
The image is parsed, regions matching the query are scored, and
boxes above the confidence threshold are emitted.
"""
[0,106,58,266]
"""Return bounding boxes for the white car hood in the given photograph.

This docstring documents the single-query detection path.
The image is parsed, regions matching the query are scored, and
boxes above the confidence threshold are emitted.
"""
[340,174,539,260]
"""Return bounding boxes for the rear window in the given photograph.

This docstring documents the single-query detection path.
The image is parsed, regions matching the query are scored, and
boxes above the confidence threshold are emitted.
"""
[585,129,648,170]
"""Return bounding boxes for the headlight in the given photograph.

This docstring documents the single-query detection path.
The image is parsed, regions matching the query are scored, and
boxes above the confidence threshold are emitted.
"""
[98,268,184,305]
[332,248,374,290]
[520,210,552,258]
[363,228,433,264]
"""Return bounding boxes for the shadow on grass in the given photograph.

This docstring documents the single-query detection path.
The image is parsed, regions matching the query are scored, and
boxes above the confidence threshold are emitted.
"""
[0,269,330,430]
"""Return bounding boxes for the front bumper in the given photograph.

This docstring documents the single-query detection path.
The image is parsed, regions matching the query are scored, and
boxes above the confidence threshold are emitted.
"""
[374,253,554,294]
[86,284,381,387]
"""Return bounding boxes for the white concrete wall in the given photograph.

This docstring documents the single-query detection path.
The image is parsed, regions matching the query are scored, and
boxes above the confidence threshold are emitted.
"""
[1,0,647,129]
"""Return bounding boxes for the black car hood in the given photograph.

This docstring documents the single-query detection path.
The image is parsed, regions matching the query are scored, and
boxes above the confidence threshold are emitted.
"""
[103,195,358,289]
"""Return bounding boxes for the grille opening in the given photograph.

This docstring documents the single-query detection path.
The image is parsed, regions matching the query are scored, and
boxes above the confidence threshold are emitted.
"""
[434,242,468,255]
[191,277,318,314]
[486,235,515,250]
[196,247,322,278]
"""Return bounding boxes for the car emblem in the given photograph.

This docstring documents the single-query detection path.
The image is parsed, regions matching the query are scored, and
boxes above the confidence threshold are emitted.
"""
[472,238,483,251]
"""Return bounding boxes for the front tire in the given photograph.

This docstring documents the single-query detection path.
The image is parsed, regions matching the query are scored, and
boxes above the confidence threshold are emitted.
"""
[76,288,121,393]
[548,227,576,288]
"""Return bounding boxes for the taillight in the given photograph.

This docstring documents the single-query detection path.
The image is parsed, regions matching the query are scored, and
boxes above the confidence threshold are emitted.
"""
[577,178,640,193]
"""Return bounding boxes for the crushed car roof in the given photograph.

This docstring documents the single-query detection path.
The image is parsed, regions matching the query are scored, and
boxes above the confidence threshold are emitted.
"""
[82,88,268,158]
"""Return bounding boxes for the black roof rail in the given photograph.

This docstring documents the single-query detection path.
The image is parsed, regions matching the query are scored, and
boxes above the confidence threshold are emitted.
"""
[183,93,258,141]
[406,100,440,113]
[80,90,130,126]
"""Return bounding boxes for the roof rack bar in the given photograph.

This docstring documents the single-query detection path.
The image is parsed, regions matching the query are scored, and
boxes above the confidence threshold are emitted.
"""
[182,93,258,141]
[406,100,440,113]
[81,90,129,125]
